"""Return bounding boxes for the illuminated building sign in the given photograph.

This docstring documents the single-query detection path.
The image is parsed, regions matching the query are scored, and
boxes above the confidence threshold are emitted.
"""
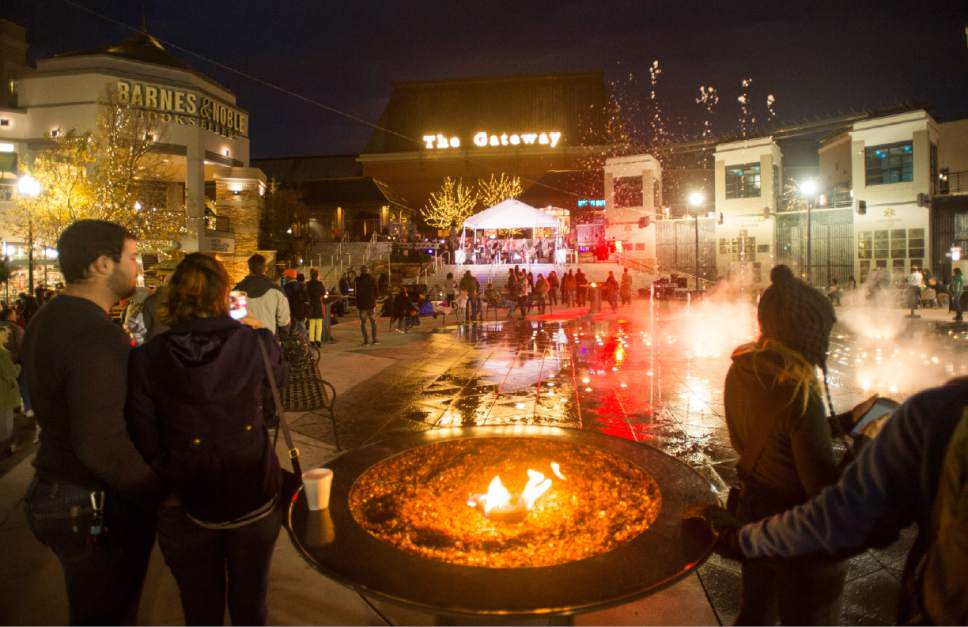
[422,131,562,150]
[115,79,248,138]
[577,199,606,208]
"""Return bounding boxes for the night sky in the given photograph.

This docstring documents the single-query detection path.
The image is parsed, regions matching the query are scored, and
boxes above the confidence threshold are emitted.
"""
[4,0,967,158]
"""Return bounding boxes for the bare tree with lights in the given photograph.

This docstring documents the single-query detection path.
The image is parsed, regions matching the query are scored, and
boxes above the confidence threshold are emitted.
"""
[421,176,478,229]
[477,173,523,208]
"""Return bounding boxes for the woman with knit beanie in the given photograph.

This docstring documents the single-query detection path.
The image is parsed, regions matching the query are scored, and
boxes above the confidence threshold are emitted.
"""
[724,264,875,625]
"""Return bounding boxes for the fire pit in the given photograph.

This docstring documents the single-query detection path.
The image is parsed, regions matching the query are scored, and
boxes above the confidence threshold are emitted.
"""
[287,426,715,620]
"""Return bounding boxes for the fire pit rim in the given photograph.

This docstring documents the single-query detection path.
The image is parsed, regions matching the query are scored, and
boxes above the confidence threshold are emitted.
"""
[286,425,716,618]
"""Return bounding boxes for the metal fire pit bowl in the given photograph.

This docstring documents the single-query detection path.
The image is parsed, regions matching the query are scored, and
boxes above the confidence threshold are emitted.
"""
[287,426,716,620]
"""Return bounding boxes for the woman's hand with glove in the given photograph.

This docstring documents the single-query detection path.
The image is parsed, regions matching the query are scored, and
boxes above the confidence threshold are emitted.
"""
[682,504,745,561]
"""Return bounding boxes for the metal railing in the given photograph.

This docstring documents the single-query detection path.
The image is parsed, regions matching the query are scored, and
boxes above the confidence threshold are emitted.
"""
[942,170,968,195]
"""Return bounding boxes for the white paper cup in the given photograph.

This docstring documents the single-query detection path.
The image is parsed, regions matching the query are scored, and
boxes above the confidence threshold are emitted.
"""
[302,468,334,511]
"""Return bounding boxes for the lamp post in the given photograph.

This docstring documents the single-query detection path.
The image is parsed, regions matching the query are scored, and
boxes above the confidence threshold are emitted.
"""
[688,191,705,291]
[16,175,41,294]
[798,179,819,285]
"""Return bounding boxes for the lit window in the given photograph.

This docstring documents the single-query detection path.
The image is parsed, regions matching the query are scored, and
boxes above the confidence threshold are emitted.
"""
[725,162,761,199]
[0,119,10,128]
[865,141,913,185]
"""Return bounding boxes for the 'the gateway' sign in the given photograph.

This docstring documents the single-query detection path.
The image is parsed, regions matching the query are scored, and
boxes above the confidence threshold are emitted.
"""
[115,79,248,139]
[423,131,562,150]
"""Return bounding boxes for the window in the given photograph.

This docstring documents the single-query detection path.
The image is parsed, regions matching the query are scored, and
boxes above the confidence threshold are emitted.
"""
[859,260,871,284]
[908,228,925,259]
[725,162,761,199]
[893,259,907,275]
[614,176,643,208]
[874,230,889,259]
[857,231,872,259]
[891,229,907,259]
[865,141,913,185]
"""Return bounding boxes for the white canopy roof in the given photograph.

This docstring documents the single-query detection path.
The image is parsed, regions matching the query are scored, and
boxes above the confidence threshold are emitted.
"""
[462,199,559,230]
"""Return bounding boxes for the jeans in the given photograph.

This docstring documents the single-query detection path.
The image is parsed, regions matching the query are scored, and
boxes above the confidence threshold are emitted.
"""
[358,308,377,342]
[24,476,156,625]
[735,489,845,625]
[157,505,282,626]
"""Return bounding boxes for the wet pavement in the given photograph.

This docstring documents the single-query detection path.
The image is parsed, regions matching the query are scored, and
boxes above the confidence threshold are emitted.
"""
[300,297,967,625]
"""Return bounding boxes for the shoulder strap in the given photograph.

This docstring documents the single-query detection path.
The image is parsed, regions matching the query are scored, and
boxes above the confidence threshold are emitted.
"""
[257,338,303,477]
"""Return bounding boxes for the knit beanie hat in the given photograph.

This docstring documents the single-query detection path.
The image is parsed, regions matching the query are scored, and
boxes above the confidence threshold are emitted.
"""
[757,265,836,369]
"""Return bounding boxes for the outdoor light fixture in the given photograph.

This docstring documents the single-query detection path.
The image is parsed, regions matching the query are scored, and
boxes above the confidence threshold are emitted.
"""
[687,191,705,207]
[49,127,61,138]
[798,179,819,198]
[16,174,41,198]
[133,201,142,211]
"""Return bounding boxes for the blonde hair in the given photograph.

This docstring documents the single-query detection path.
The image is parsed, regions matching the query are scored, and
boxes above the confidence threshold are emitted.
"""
[737,337,824,415]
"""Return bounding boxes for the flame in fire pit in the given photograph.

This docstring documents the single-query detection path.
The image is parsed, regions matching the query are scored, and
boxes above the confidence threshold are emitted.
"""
[467,466,555,522]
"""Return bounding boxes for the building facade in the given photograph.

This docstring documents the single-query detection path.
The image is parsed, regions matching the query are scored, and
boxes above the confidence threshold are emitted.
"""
[358,72,612,215]
[0,23,268,286]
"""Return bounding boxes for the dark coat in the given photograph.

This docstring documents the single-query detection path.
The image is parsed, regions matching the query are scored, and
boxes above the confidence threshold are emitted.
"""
[284,280,309,321]
[127,316,287,524]
[355,273,378,310]
[306,280,325,318]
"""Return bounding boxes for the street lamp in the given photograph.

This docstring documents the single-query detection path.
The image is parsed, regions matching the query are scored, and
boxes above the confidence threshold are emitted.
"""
[798,179,819,285]
[17,174,41,294]
[688,191,705,290]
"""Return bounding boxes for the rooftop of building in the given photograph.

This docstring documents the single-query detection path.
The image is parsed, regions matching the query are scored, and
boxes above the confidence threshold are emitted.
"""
[43,30,229,92]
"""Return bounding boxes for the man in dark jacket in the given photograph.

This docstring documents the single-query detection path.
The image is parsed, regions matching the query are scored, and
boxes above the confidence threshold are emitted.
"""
[459,270,481,322]
[306,269,326,347]
[355,265,379,345]
[284,272,309,336]
[22,220,162,624]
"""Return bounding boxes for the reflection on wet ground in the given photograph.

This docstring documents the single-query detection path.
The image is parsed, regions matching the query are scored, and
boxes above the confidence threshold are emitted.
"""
[397,300,968,496]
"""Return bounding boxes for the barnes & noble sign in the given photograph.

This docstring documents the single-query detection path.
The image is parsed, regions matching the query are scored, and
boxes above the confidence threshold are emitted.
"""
[115,79,248,139]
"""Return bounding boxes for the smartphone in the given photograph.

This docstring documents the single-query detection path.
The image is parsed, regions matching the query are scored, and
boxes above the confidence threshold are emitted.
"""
[851,397,900,436]
[229,290,248,320]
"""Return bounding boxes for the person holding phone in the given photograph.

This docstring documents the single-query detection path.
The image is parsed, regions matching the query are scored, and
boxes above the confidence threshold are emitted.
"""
[724,265,875,625]
[126,253,287,625]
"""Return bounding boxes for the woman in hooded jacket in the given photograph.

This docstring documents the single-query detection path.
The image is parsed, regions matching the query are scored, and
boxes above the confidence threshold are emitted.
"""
[126,253,287,626]
[725,264,875,625]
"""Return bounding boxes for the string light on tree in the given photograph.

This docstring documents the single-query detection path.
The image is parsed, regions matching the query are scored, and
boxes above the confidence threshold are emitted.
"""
[421,176,478,229]
[477,173,523,208]
[766,93,777,122]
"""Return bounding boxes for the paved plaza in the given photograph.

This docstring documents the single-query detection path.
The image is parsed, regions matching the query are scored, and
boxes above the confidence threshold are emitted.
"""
[1,297,962,625]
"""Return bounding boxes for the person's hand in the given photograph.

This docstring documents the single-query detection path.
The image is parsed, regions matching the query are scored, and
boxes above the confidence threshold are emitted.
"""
[240,315,264,329]
[682,504,745,561]
[850,394,879,425]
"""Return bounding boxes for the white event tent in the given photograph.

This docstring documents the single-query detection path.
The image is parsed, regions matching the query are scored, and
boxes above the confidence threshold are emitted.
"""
[458,199,561,264]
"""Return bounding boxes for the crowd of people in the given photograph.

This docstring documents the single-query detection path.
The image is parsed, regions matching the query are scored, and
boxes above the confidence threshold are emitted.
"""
[432,265,634,322]
[825,266,966,319]
[457,237,560,265]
